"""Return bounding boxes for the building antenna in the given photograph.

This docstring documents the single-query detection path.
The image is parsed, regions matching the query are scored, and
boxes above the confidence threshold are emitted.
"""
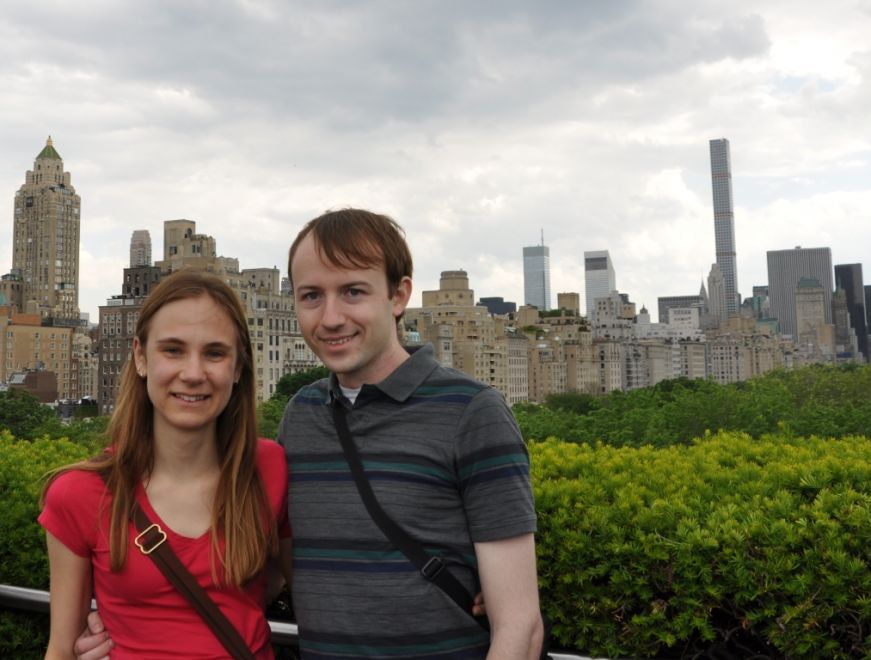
[540,228,544,246]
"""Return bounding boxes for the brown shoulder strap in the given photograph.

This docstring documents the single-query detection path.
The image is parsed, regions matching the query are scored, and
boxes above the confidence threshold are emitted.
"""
[130,503,257,660]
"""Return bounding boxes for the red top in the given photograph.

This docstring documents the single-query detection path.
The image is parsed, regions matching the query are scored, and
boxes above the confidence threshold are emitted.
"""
[40,438,291,659]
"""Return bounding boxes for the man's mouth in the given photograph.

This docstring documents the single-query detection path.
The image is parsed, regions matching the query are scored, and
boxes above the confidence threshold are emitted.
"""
[322,335,354,346]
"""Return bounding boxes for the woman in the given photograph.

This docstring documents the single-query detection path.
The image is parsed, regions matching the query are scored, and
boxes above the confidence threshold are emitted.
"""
[40,270,293,659]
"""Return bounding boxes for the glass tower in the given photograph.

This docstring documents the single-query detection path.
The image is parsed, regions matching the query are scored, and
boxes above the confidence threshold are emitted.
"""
[523,244,550,311]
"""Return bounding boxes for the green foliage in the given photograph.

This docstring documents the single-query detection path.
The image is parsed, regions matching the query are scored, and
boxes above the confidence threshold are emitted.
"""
[258,366,329,439]
[272,366,329,402]
[258,396,288,440]
[0,432,96,657]
[531,433,871,658]
[516,364,871,448]
[0,390,58,439]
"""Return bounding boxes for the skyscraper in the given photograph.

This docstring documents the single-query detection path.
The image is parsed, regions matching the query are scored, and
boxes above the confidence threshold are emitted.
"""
[707,263,727,323]
[584,250,616,317]
[130,229,152,267]
[709,138,740,315]
[767,246,833,338]
[12,137,80,322]
[523,243,551,310]
[834,263,867,361]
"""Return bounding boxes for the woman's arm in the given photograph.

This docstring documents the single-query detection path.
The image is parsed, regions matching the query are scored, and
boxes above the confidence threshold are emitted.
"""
[45,532,93,660]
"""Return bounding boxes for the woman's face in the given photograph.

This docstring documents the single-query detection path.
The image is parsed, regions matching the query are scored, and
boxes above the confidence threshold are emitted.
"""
[133,294,241,438]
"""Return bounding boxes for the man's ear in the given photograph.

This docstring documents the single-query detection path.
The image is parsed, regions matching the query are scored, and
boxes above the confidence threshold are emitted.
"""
[391,276,413,318]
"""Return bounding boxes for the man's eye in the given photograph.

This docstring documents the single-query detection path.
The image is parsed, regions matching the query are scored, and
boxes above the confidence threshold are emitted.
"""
[301,291,320,301]
[346,288,363,298]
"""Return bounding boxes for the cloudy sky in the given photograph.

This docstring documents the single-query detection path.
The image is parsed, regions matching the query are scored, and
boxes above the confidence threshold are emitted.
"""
[1,0,869,322]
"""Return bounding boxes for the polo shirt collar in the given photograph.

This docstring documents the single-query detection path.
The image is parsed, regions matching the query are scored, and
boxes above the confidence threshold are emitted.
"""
[326,344,439,404]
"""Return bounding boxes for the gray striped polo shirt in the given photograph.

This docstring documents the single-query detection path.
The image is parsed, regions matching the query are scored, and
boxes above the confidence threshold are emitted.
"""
[277,344,537,659]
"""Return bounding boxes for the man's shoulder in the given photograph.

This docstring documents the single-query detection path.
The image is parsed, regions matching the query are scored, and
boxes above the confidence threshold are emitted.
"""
[414,362,499,405]
[287,377,331,407]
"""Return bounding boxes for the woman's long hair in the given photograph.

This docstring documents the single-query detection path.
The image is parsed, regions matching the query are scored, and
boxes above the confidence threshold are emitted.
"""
[43,269,276,586]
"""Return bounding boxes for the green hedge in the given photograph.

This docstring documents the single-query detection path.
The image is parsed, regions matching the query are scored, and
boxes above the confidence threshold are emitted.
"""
[4,430,871,658]
[0,431,99,658]
[531,433,871,658]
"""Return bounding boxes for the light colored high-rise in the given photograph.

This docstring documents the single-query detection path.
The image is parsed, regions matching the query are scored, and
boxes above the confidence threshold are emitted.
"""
[130,230,152,267]
[707,263,727,324]
[12,137,80,322]
[523,243,551,310]
[584,250,616,317]
[709,138,740,315]
[766,246,833,338]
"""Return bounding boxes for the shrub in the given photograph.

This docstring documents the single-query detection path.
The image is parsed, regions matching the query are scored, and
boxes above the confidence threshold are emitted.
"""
[0,432,95,657]
[531,433,871,658]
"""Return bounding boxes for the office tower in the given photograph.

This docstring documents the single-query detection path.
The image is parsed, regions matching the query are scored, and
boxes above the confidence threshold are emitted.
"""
[584,250,616,317]
[707,263,727,323]
[832,288,859,358]
[12,137,80,322]
[523,243,551,310]
[795,277,835,361]
[478,297,517,315]
[658,294,703,324]
[130,230,152,267]
[709,138,740,315]
[767,247,833,338]
[834,264,867,360]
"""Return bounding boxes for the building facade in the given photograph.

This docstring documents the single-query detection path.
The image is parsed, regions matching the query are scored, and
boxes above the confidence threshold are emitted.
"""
[11,137,81,322]
[709,138,740,314]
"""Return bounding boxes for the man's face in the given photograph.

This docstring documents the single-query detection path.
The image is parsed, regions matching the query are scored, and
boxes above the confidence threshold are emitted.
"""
[291,233,412,388]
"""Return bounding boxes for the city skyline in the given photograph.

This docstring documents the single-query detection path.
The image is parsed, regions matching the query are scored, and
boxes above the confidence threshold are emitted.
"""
[0,3,870,321]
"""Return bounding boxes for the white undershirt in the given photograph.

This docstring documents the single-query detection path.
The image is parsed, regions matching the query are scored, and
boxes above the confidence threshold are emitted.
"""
[340,385,362,404]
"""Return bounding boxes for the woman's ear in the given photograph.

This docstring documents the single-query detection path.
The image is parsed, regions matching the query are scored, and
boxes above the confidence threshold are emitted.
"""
[133,337,146,378]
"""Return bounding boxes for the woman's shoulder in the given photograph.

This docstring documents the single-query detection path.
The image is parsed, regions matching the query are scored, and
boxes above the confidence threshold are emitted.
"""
[45,468,106,509]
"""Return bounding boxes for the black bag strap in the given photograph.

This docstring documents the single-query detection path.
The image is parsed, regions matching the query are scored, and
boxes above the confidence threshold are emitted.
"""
[128,503,257,660]
[331,402,482,622]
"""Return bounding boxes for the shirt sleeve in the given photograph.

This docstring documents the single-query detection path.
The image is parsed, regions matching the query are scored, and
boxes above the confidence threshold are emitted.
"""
[454,387,538,542]
[39,470,105,558]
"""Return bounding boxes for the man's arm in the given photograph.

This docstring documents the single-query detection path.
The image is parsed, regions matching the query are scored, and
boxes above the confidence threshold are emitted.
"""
[474,533,544,660]
[266,537,294,603]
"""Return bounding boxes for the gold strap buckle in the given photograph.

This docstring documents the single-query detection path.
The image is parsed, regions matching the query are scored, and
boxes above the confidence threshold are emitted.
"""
[134,523,167,555]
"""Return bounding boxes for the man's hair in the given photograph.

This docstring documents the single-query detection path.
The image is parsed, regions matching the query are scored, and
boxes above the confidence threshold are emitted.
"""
[288,208,413,295]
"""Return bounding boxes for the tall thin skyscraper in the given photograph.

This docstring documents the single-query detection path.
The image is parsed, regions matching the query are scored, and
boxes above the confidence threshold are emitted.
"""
[130,229,152,267]
[709,138,740,315]
[584,250,616,317]
[834,263,867,361]
[12,137,81,322]
[523,239,551,311]
[767,246,833,338]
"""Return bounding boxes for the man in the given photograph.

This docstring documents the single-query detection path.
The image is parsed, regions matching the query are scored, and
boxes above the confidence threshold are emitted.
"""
[74,208,543,658]
[281,209,542,658]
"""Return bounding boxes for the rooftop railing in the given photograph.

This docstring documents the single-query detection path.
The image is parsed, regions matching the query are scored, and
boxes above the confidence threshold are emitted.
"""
[0,583,589,659]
